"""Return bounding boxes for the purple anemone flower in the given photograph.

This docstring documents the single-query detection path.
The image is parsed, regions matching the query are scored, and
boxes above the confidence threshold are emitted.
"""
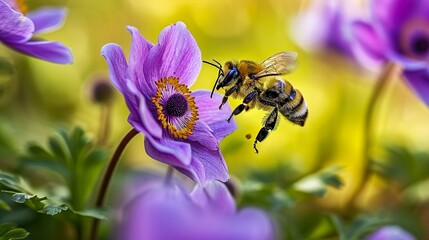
[0,0,73,64]
[101,22,237,183]
[352,0,429,105]
[118,178,274,240]
[291,0,358,59]
[366,225,415,240]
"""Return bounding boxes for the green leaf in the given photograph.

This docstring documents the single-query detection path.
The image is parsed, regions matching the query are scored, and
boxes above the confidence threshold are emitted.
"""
[293,166,343,197]
[26,144,53,161]
[238,181,295,211]
[10,193,36,204]
[374,144,429,186]
[39,204,68,216]
[48,136,69,164]
[402,178,429,204]
[19,127,108,212]
[0,172,33,193]
[0,58,15,75]
[330,215,347,240]
[0,224,15,236]
[330,214,391,240]
[0,224,29,240]
[0,171,106,219]
[294,176,327,197]
[0,229,29,240]
[0,198,11,211]
[70,208,108,220]
[1,190,46,210]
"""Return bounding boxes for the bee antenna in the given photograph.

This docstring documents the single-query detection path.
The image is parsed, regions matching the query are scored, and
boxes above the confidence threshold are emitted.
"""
[203,59,224,98]
[202,60,223,72]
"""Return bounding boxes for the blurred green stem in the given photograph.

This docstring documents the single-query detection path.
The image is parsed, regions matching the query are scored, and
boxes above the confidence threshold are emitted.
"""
[347,62,402,210]
[90,128,138,240]
[97,104,112,146]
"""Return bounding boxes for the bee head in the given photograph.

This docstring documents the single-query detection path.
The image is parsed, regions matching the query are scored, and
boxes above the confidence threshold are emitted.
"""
[217,65,239,90]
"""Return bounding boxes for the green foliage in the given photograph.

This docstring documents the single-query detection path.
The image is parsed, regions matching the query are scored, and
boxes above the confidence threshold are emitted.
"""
[373,144,429,204]
[0,172,105,219]
[373,144,429,186]
[330,214,391,240]
[19,127,108,211]
[239,182,295,211]
[293,166,343,197]
[0,58,14,75]
[0,198,10,211]
[0,127,109,239]
[241,165,343,209]
[0,223,29,240]
[238,166,344,239]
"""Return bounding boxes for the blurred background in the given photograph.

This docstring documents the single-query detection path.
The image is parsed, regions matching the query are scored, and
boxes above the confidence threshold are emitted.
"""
[1,0,429,239]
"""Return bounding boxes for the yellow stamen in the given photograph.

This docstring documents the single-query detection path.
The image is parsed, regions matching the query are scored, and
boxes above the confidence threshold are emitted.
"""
[151,77,199,139]
[16,0,28,15]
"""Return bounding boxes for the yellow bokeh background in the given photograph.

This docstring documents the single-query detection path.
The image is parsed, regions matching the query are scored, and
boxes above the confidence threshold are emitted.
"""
[1,0,429,212]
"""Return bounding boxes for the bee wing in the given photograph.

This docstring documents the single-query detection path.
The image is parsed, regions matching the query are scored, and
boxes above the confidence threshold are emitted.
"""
[253,51,298,79]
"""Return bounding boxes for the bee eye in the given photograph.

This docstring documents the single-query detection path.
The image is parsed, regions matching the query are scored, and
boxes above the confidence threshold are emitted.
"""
[232,69,239,78]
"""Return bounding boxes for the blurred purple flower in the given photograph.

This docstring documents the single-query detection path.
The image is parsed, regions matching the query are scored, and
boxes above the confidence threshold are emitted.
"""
[118,179,273,240]
[0,0,73,64]
[291,0,358,59]
[101,22,237,183]
[352,0,429,105]
[366,226,415,240]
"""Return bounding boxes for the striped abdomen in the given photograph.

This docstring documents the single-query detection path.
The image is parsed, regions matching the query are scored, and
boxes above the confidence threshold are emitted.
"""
[279,86,308,126]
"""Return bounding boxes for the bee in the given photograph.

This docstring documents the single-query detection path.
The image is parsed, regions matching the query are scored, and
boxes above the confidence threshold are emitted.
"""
[203,52,308,153]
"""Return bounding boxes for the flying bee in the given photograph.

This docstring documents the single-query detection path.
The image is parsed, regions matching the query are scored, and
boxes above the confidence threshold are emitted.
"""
[203,51,308,153]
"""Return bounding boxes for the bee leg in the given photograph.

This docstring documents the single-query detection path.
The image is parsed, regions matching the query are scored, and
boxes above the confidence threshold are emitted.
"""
[227,90,258,122]
[220,84,239,110]
[253,107,278,154]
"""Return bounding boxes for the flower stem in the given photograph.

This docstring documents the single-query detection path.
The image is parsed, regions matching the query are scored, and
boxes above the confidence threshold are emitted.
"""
[347,62,402,210]
[90,128,139,240]
[97,104,112,146]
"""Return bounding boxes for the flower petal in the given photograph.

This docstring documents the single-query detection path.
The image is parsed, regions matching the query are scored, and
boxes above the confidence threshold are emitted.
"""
[127,85,163,139]
[186,121,218,151]
[144,134,192,167]
[192,90,237,141]
[351,20,388,69]
[101,43,129,94]
[175,158,205,184]
[6,40,73,64]
[230,208,274,240]
[0,1,34,42]
[144,21,201,96]
[119,182,192,240]
[26,7,66,34]
[367,226,415,240]
[403,68,429,106]
[190,181,236,216]
[371,0,426,31]
[190,142,229,183]
[102,44,158,137]
[291,0,355,57]
[126,26,154,93]
[101,44,161,137]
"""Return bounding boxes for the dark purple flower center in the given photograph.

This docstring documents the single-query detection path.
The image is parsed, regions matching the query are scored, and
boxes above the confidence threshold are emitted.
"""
[152,77,199,139]
[166,93,188,117]
[411,35,429,55]
[400,18,429,59]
